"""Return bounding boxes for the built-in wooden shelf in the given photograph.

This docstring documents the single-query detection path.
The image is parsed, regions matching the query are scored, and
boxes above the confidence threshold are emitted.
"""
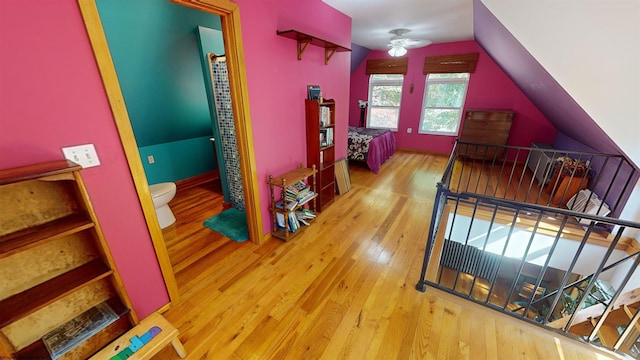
[0,160,136,358]
[0,259,112,327]
[0,214,94,259]
[276,29,351,64]
[0,160,81,185]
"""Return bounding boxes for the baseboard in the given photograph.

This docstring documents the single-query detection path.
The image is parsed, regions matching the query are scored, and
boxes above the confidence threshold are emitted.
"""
[175,170,219,191]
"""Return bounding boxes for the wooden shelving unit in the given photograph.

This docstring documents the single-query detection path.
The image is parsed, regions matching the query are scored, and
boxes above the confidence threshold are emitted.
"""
[276,29,351,64]
[0,214,94,259]
[268,165,317,241]
[306,99,336,212]
[0,160,136,359]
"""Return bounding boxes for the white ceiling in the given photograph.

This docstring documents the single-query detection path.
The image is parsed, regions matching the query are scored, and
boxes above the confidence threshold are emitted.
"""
[323,0,475,50]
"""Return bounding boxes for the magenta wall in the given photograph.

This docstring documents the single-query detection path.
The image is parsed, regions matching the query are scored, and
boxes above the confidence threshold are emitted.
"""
[349,41,556,154]
[0,1,168,317]
[0,0,350,316]
[235,0,351,234]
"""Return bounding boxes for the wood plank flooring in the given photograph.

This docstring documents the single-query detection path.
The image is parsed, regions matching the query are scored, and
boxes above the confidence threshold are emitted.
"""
[153,150,621,359]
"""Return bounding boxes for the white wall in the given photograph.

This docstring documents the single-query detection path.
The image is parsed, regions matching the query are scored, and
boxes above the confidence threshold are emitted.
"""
[481,0,640,238]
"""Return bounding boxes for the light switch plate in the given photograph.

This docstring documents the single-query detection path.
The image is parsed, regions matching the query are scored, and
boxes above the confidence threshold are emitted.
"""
[62,144,101,168]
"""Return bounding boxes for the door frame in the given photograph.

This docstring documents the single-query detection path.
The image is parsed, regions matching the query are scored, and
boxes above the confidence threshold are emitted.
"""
[77,0,264,305]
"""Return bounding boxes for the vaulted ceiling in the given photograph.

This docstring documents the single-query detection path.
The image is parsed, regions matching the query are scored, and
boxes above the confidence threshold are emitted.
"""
[326,0,638,169]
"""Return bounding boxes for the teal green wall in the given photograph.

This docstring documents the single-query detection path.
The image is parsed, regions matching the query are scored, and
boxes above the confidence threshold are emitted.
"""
[96,0,223,184]
[139,136,215,184]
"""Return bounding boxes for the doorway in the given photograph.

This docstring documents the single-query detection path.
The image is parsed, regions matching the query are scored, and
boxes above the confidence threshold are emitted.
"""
[78,0,264,305]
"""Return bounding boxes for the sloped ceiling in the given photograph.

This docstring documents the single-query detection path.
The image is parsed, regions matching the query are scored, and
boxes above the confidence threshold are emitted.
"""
[474,0,638,167]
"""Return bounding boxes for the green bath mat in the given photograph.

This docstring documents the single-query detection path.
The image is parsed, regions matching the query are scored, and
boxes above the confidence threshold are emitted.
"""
[203,208,249,242]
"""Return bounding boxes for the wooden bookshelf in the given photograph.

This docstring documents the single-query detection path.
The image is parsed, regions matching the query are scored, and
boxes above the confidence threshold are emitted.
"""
[306,99,336,212]
[0,160,136,358]
[268,165,317,241]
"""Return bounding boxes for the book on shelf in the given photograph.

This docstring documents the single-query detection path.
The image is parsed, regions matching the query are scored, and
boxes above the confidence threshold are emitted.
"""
[285,181,313,204]
[320,128,333,146]
[307,85,321,100]
[320,106,331,126]
[295,208,316,219]
[276,212,300,232]
[287,190,314,206]
[295,190,315,204]
[320,129,331,146]
[286,180,308,194]
[275,199,298,211]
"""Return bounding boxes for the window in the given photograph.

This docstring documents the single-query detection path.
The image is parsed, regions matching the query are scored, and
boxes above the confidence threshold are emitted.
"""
[419,73,470,135]
[367,74,404,130]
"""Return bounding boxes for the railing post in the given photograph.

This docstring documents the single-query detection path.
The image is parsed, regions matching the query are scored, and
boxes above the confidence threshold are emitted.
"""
[416,183,446,292]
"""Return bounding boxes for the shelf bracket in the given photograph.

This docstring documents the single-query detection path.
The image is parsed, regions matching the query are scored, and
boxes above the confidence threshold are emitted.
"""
[324,47,337,65]
[297,40,311,61]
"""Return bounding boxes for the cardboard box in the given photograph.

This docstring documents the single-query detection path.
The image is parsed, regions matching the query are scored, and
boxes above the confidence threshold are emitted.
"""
[334,158,351,195]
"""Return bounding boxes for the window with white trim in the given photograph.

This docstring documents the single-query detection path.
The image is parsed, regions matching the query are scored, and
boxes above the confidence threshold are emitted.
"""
[367,74,404,130]
[419,73,470,135]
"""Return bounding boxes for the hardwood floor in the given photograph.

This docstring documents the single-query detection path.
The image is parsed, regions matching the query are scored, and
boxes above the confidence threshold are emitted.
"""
[154,150,620,359]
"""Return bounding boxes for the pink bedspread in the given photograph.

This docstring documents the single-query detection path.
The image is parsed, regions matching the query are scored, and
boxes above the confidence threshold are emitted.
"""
[347,126,396,174]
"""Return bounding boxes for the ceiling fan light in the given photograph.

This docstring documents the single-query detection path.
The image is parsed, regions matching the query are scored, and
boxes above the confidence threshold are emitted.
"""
[388,45,407,57]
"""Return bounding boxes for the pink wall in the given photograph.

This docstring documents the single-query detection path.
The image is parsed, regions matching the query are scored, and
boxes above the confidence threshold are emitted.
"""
[0,1,168,317]
[0,0,351,315]
[234,0,351,234]
[350,41,556,154]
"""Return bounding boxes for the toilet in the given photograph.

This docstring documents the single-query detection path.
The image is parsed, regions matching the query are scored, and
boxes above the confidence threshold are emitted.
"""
[149,182,177,229]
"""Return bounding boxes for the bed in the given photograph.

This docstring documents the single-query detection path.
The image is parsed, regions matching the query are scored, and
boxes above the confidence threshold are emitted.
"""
[347,126,396,174]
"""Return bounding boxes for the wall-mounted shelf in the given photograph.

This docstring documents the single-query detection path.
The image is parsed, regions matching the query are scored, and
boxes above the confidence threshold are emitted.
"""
[276,29,351,65]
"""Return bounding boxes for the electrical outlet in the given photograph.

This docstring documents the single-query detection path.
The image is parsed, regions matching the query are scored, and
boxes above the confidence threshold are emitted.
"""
[62,144,101,168]
[407,128,412,133]
[148,155,155,164]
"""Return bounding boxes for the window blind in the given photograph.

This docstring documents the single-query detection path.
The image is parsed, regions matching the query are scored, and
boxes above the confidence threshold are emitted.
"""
[366,58,409,75]
[423,53,479,74]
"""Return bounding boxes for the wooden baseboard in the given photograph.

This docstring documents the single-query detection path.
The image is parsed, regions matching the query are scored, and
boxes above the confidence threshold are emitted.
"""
[175,170,219,191]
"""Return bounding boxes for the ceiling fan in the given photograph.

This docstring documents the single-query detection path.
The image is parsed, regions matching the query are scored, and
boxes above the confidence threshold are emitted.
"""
[387,28,431,57]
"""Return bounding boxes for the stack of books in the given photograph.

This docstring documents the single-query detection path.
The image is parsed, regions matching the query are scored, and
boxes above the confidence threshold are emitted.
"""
[276,208,316,232]
[286,181,315,205]
[276,212,301,232]
[273,181,317,233]
[295,208,316,226]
